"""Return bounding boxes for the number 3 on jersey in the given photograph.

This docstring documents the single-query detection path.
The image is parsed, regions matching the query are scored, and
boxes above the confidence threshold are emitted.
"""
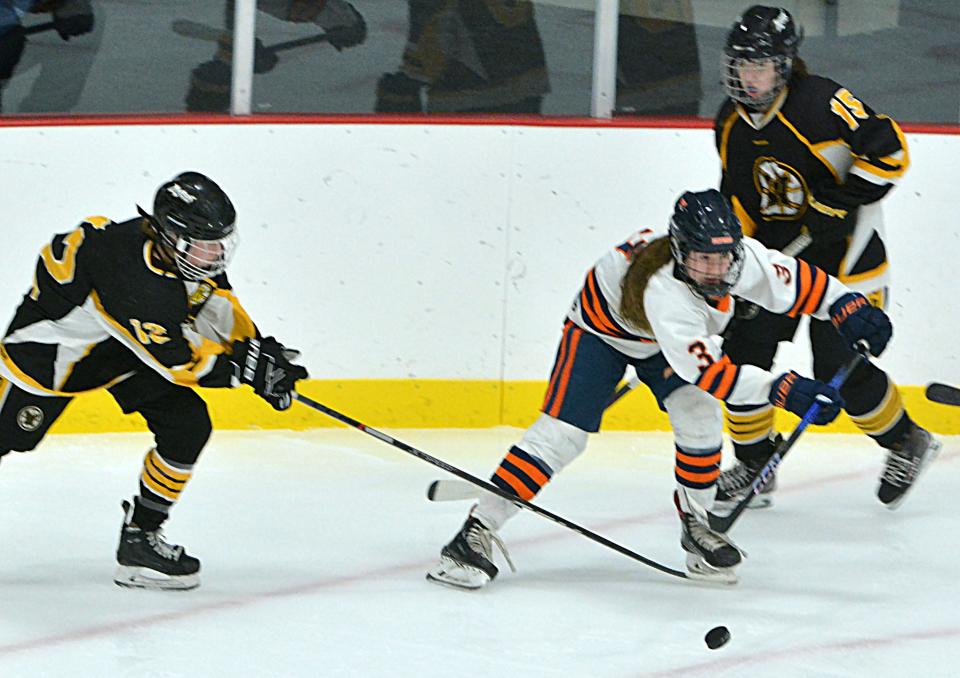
[688,340,715,368]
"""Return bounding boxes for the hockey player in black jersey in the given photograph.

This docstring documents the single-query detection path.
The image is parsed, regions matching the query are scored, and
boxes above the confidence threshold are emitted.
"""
[0,172,308,590]
[713,5,939,511]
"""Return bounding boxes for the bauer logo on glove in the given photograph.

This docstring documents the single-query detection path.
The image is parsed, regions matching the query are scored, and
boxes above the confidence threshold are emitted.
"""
[829,292,892,356]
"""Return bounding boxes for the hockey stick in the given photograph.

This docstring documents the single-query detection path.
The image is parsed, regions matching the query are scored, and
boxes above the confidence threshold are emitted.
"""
[291,392,697,581]
[607,371,642,408]
[427,369,643,502]
[926,382,960,406]
[709,343,869,534]
[172,19,328,53]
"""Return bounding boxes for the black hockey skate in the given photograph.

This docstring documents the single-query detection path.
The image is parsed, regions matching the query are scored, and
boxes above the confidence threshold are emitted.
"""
[114,500,200,591]
[426,516,514,590]
[878,424,941,509]
[675,491,742,584]
[714,434,782,510]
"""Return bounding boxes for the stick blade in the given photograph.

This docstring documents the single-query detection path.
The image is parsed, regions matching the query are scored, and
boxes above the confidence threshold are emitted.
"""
[172,19,225,42]
[926,382,960,406]
[426,480,481,502]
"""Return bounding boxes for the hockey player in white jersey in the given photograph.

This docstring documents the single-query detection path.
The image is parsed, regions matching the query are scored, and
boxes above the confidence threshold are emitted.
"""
[426,188,892,587]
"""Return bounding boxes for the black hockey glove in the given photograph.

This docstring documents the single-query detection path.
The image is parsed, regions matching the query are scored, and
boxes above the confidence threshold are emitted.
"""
[0,25,26,81]
[769,371,844,425]
[830,292,892,357]
[51,0,94,41]
[231,337,309,411]
[282,0,366,51]
[801,196,855,245]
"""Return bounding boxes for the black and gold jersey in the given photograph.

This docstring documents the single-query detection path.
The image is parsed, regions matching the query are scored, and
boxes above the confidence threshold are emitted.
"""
[714,74,908,280]
[0,216,257,396]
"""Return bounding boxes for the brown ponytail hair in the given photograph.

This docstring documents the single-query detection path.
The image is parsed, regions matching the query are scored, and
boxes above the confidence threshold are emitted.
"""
[620,236,673,333]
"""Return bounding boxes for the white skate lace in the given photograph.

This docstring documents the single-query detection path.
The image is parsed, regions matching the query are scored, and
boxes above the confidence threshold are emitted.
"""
[685,515,739,553]
[146,529,183,560]
[881,452,918,487]
[717,462,754,494]
[466,522,516,573]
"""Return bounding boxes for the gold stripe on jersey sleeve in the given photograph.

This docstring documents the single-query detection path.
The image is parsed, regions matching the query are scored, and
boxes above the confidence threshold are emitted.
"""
[851,157,905,182]
[878,115,911,174]
[82,216,111,230]
[40,227,85,285]
[776,112,844,184]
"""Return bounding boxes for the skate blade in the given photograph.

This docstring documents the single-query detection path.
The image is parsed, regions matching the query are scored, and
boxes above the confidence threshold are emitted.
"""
[114,565,200,591]
[685,554,738,585]
[425,558,490,591]
[882,438,942,511]
[714,493,774,512]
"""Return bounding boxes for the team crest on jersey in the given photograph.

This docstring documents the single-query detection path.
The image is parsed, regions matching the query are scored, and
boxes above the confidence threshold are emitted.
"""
[17,405,44,432]
[753,157,808,220]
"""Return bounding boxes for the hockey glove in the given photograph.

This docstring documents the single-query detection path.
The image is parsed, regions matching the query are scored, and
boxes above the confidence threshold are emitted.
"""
[231,337,309,411]
[51,0,94,41]
[830,292,892,357]
[282,0,366,51]
[769,371,844,425]
[802,196,855,246]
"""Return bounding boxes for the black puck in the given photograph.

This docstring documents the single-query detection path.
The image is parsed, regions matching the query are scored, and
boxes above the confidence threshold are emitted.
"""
[705,625,730,649]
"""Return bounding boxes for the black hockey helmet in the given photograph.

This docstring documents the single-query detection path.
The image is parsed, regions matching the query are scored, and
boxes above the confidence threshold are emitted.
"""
[669,189,745,299]
[139,172,238,281]
[722,5,802,109]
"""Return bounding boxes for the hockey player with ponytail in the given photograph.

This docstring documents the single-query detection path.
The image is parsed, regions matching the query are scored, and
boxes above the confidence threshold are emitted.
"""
[0,172,308,590]
[427,188,893,588]
[714,5,939,510]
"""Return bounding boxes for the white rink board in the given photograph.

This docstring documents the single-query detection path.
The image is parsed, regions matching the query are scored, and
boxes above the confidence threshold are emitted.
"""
[1,123,956,385]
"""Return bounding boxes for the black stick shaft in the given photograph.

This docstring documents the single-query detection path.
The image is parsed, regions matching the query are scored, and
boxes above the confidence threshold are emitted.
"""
[292,392,692,580]
[266,33,328,54]
[712,346,868,534]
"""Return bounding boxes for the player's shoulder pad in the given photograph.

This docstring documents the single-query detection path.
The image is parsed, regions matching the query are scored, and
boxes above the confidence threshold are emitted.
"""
[79,215,113,231]
[780,74,847,138]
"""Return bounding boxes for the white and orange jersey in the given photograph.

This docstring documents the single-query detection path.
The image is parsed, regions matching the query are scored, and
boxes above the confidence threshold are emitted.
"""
[567,231,852,405]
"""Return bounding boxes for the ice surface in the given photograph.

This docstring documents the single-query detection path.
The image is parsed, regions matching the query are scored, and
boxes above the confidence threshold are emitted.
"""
[1,428,957,677]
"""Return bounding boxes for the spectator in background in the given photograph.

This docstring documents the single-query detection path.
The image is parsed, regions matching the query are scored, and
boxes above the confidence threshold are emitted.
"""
[0,0,94,112]
[186,0,366,113]
[375,0,549,114]
[615,0,701,116]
